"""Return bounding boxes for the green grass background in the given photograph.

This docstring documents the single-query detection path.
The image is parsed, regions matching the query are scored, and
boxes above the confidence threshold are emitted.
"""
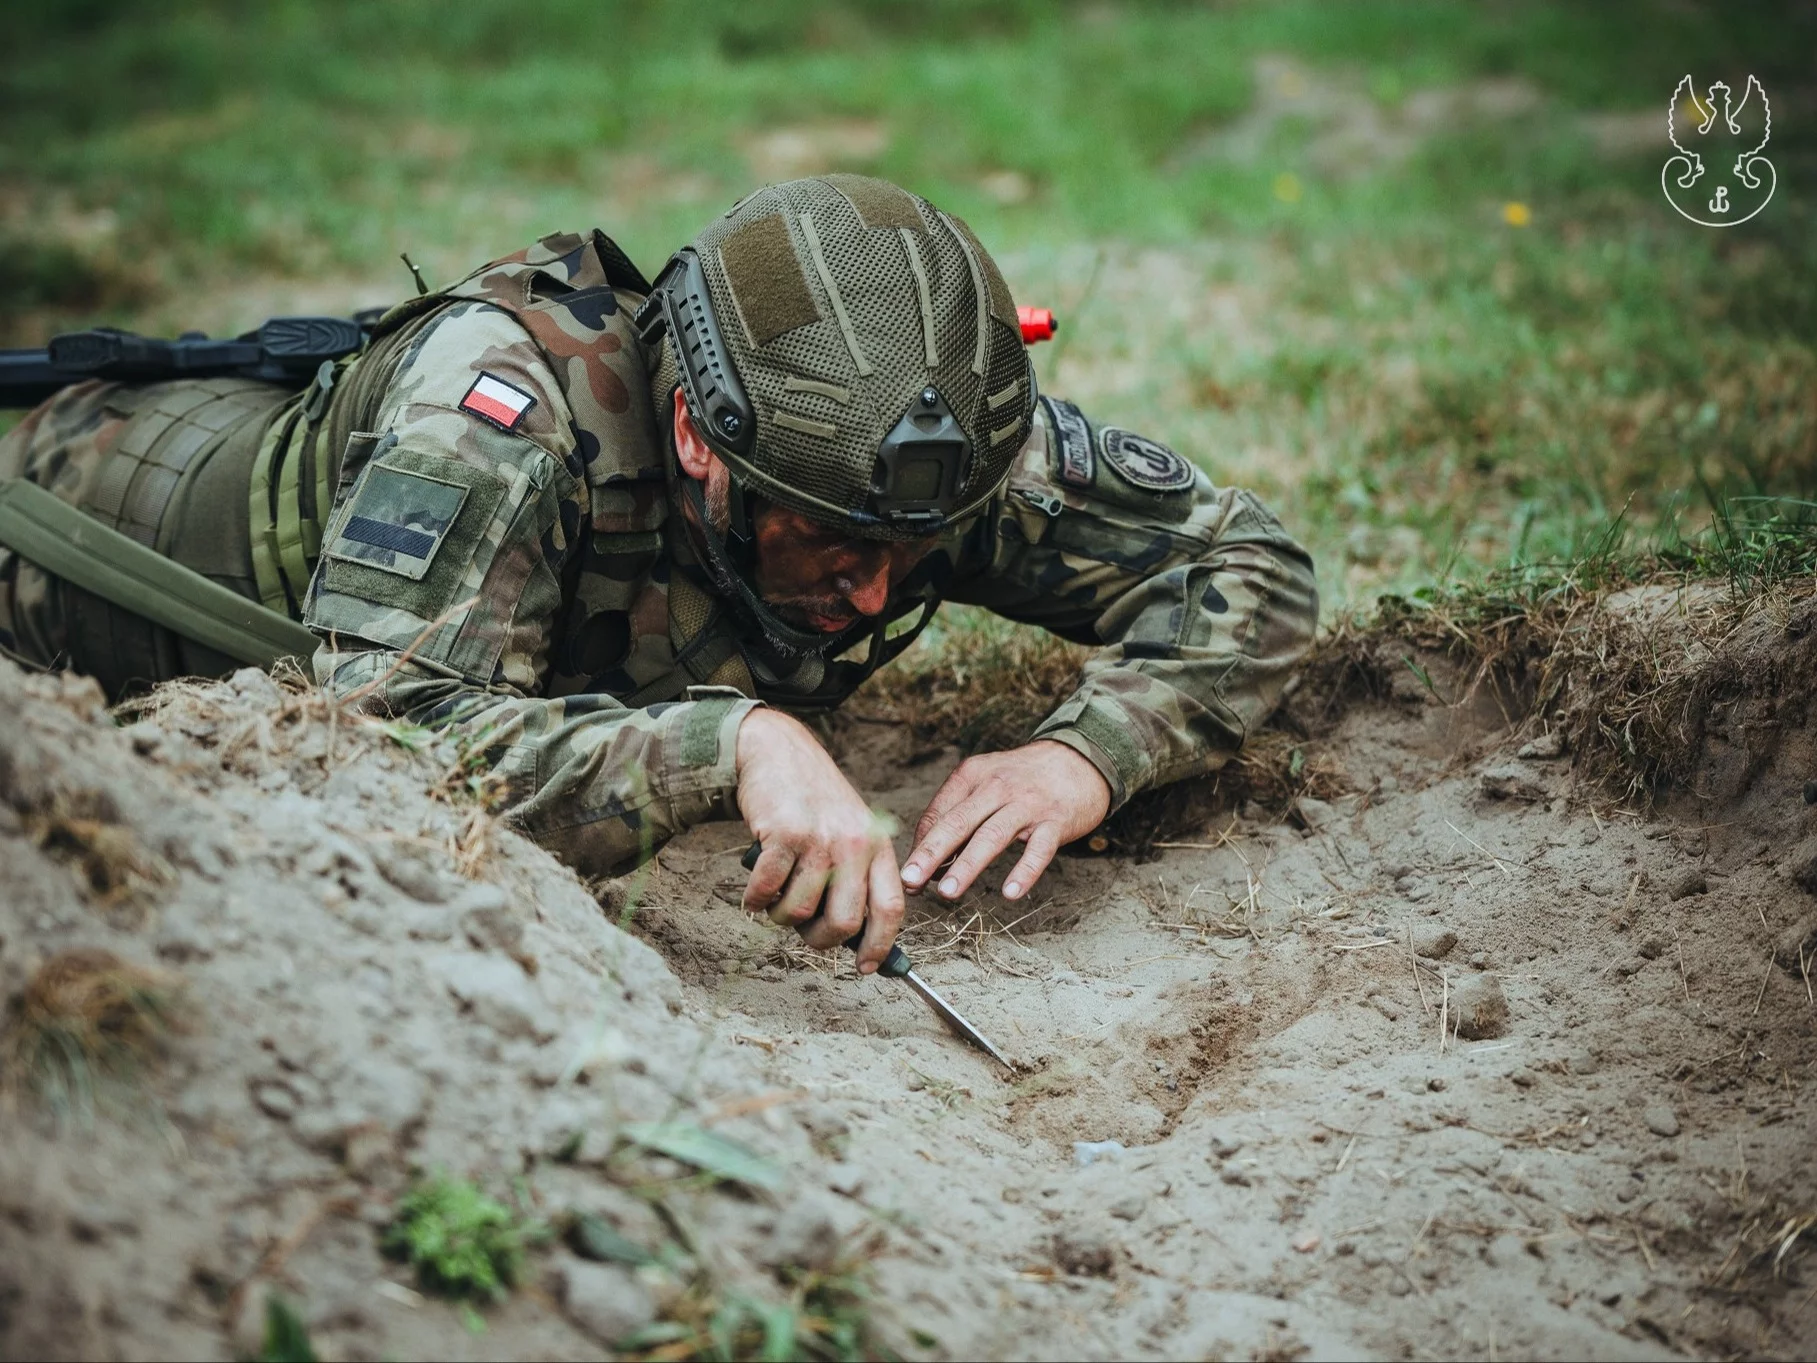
[2,0,1812,607]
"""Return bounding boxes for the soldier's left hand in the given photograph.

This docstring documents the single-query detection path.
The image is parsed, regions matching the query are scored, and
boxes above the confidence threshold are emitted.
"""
[901,741,1111,902]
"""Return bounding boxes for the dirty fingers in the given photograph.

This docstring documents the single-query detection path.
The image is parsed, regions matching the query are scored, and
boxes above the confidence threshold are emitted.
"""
[902,740,1111,902]
[732,709,905,972]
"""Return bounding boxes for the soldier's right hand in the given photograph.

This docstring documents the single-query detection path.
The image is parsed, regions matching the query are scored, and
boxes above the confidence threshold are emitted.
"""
[733,708,904,974]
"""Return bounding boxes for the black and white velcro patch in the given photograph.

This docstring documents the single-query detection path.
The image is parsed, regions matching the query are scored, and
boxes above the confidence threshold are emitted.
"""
[1099,426,1194,493]
[1045,397,1095,489]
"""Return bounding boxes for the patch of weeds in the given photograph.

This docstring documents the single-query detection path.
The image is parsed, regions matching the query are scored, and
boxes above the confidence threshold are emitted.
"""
[256,1295,317,1363]
[19,790,167,908]
[858,608,1085,756]
[425,723,512,876]
[1261,343,1360,408]
[380,1173,549,1303]
[617,1121,786,1194]
[372,718,435,754]
[1687,498,1817,598]
[906,1067,971,1111]
[623,1263,884,1363]
[425,722,509,811]
[1,947,186,1120]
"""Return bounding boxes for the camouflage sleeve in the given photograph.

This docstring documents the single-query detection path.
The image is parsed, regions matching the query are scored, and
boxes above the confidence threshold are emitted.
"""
[944,398,1318,811]
[304,302,759,876]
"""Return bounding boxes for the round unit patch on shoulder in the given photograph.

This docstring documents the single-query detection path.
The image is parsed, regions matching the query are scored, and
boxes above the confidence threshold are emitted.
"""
[1099,427,1194,492]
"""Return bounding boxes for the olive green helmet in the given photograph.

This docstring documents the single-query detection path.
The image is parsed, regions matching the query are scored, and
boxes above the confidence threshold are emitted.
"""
[636,175,1037,542]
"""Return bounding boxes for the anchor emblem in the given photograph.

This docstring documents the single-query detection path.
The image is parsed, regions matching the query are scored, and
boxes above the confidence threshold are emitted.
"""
[1709,185,1730,214]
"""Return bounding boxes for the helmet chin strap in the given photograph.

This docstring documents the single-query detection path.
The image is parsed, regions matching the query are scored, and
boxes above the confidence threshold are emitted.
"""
[677,472,872,661]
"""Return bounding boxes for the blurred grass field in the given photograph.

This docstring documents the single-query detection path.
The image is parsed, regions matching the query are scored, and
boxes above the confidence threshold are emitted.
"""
[2,0,1813,609]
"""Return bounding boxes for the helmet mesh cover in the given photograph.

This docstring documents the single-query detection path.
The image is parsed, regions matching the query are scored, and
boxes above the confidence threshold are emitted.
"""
[691,175,1034,538]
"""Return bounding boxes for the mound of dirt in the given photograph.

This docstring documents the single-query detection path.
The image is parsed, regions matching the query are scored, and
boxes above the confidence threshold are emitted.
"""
[2,577,1814,1361]
[0,661,921,1360]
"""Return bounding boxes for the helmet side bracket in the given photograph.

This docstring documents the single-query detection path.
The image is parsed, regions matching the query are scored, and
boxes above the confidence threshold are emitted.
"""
[635,249,757,464]
[868,384,970,531]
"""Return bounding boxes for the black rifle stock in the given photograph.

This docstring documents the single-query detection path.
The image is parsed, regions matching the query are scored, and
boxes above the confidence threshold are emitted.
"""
[0,315,372,408]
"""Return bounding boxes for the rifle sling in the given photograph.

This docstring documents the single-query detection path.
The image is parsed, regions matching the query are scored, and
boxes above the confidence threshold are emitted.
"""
[0,477,318,669]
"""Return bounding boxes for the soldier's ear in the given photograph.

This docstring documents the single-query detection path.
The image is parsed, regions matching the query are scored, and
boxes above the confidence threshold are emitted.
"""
[672,387,719,481]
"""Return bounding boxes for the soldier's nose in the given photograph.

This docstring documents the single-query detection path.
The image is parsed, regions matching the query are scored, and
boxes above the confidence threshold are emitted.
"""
[839,566,890,617]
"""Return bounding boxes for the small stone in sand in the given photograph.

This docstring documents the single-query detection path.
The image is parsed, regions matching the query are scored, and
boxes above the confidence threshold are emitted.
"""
[1294,796,1334,832]
[1074,1140,1126,1168]
[1667,869,1708,901]
[1644,1104,1680,1138]
[251,1080,299,1121]
[556,1257,657,1345]
[1517,732,1566,760]
[1479,765,1547,801]
[460,899,523,954]
[1291,1229,1321,1254]
[1789,841,1817,894]
[372,845,449,903]
[1108,1195,1146,1221]
[1052,1224,1117,1277]
[1412,926,1457,960]
[435,954,556,1042]
[1773,917,1815,970]
[1450,972,1509,1040]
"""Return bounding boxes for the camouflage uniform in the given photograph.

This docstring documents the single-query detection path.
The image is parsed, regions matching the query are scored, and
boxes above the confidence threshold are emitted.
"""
[0,377,292,694]
[0,229,1318,877]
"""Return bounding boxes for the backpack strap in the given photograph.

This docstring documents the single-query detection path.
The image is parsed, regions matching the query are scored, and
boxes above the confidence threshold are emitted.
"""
[0,477,317,668]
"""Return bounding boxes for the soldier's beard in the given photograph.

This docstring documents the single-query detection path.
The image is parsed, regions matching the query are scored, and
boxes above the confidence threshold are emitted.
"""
[701,462,732,536]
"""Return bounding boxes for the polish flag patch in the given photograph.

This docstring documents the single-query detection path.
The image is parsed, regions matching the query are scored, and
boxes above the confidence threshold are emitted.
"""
[459,372,537,431]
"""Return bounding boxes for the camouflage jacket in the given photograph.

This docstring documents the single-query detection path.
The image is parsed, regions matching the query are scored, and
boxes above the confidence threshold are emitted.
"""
[304,232,1318,876]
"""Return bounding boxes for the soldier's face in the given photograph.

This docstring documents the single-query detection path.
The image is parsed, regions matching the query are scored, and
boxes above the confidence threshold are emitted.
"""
[675,392,937,632]
[747,500,936,632]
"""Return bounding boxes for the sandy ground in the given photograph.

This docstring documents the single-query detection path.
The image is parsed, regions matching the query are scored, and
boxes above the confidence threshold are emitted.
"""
[0,613,1813,1362]
[632,631,1817,1361]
